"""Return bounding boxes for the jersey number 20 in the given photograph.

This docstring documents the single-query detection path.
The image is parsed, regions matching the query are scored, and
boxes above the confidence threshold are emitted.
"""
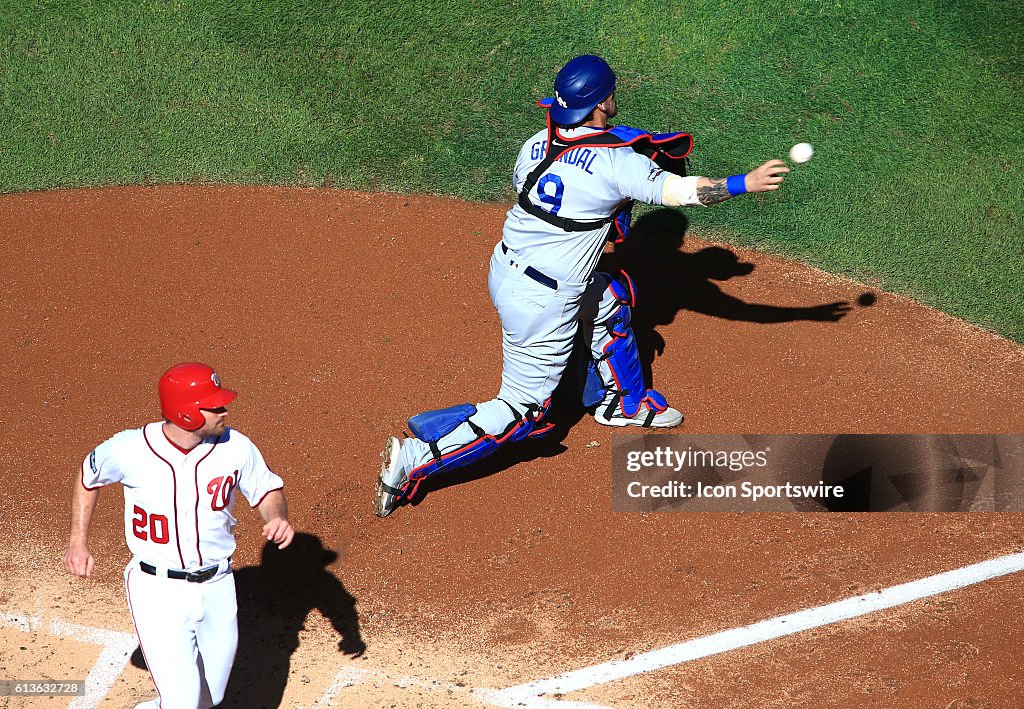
[132,505,170,544]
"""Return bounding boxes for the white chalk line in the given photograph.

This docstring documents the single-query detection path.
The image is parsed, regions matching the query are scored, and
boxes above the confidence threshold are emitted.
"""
[1,611,34,633]
[307,666,591,709]
[1,612,136,708]
[310,667,370,708]
[485,551,1024,707]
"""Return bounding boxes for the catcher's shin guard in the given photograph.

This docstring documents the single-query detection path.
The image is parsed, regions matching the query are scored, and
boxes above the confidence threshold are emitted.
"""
[405,400,553,493]
[586,272,671,422]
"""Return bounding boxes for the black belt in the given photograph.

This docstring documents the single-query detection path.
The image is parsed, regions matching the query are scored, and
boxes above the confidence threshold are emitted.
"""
[501,243,557,290]
[140,561,223,583]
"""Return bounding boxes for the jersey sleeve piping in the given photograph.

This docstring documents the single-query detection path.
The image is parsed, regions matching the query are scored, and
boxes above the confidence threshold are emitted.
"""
[250,485,284,509]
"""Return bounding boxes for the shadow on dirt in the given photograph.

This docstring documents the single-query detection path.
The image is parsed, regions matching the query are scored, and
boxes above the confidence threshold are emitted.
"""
[130,532,364,708]
[599,209,855,384]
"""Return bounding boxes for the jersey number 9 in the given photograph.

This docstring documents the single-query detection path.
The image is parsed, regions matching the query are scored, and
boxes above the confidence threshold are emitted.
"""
[537,174,564,214]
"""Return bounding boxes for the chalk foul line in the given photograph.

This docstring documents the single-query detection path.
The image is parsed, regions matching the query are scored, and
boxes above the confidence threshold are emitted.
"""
[482,551,1024,707]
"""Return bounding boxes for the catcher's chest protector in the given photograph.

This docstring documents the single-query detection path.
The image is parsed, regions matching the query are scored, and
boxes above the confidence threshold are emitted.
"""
[519,110,694,239]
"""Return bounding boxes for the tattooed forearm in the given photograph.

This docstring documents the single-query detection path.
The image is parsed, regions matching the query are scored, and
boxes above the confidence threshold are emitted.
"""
[696,178,732,206]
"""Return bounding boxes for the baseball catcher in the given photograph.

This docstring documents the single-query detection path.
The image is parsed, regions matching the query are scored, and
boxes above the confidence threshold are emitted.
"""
[375,54,789,517]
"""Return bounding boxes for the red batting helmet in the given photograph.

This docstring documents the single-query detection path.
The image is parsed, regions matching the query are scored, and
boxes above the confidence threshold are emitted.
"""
[158,363,237,431]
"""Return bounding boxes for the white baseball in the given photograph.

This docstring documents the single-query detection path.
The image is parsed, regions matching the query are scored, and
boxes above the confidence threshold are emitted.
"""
[789,142,814,163]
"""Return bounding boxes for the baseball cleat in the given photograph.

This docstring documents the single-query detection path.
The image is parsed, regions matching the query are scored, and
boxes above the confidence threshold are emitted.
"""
[374,436,409,518]
[594,405,684,428]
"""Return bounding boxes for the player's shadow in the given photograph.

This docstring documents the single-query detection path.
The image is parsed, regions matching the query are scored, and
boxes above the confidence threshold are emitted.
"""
[130,533,364,708]
[598,209,858,381]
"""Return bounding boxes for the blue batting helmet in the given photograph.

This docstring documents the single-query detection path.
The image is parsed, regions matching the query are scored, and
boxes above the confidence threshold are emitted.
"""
[549,55,617,126]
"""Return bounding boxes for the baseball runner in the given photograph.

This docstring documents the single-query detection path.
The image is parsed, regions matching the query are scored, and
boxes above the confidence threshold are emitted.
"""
[63,363,295,709]
[374,54,789,517]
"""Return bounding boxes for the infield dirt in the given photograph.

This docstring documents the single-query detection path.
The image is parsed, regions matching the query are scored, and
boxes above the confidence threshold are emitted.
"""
[2,186,1022,708]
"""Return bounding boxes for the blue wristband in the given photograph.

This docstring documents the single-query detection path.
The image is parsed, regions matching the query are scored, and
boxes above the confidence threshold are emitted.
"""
[726,174,747,196]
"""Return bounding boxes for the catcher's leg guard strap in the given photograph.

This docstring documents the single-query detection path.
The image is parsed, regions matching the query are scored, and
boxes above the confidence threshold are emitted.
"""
[378,479,407,497]
[408,399,550,482]
[408,403,485,462]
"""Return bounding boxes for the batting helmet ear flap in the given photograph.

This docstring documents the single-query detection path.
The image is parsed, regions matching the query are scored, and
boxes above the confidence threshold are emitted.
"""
[173,402,205,431]
[158,363,237,432]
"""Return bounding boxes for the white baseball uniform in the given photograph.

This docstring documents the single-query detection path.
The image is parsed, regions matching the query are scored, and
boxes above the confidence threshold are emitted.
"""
[82,421,283,709]
[395,125,702,477]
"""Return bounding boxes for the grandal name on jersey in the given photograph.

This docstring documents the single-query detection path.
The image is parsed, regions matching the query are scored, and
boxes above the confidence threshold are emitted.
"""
[529,141,598,175]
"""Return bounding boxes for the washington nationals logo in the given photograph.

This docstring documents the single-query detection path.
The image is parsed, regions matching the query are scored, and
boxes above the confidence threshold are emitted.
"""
[207,472,237,511]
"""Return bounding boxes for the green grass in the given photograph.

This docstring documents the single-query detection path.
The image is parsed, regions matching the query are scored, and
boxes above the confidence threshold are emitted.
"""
[2,0,1022,340]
